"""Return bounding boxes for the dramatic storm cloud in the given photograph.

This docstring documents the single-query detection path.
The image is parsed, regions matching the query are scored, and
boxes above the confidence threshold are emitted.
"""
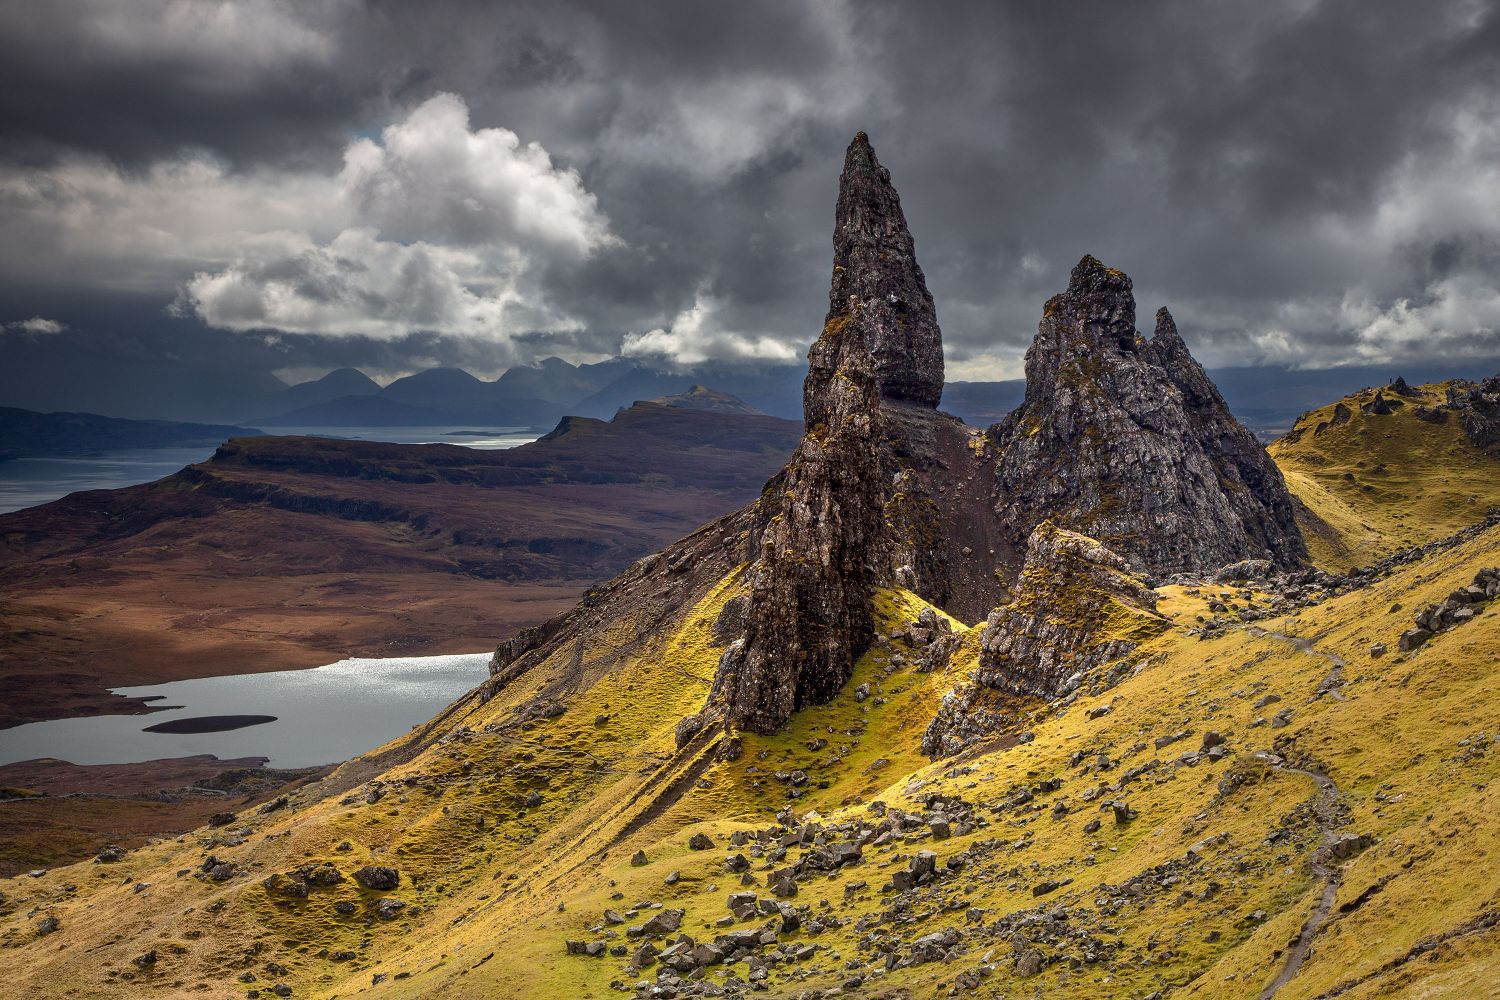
[172,93,616,344]
[2,0,1499,379]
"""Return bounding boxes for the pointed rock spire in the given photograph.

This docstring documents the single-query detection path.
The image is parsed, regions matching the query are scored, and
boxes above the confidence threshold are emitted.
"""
[1147,306,1220,410]
[992,255,1306,575]
[805,132,943,427]
[714,132,949,735]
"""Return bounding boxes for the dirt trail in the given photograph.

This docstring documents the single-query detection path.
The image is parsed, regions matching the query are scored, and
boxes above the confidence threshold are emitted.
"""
[1246,626,1348,701]
[1255,755,1344,999]
[1237,620,1355,997]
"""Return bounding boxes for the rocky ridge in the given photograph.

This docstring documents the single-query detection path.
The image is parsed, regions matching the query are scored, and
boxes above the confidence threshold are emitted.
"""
[1283,373,1500,450]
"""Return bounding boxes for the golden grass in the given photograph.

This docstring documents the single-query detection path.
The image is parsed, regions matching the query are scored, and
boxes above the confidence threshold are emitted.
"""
[1271,381,1500,570]
[2,520,1498,998]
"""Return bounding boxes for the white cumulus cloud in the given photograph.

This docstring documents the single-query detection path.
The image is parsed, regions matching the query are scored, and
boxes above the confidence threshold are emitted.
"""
[621,291,799,366]
[169,93,614,340]
[4,316,66,335]
[177,228,527,339]
[340,92,615,254]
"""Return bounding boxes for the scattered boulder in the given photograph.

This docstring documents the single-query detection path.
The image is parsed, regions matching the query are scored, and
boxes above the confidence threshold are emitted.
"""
[1015,948,1045,977]
[1330,833,1376,860]
[353,866,400,891]
[640,909,683,937]
[298,863,343,887]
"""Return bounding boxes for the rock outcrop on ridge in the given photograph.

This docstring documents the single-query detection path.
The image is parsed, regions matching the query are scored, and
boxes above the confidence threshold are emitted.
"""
[922,521,1168,757]
[1449,373,1500,452]
[989,256,1306,576]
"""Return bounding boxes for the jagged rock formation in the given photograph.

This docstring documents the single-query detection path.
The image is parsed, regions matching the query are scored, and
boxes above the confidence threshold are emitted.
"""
[491,148,1312,745]
[712,344,885,733]
[990,256,1306,576]
[489,133,996,743]
[713,134,946,734]
[976,522,1166,699]
[1448,374,1500,452]
[1361,390,1400,415]
[922,522,1167,757]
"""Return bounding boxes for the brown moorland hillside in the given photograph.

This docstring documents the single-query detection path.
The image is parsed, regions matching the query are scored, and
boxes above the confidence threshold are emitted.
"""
[0,400,800,727]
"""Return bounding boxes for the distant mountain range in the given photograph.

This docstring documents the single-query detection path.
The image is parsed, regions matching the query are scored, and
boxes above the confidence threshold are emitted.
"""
[244,359,1500,437]
[245,358,808,429]
[3,338,1497,438]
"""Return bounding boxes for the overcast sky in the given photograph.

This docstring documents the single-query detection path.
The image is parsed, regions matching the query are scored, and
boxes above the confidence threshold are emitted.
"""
[2,0,1499,382]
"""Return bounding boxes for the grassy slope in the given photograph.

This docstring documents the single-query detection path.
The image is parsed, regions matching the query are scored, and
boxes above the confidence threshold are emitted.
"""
[2,519,1497,998]
[1269,381,1500,570]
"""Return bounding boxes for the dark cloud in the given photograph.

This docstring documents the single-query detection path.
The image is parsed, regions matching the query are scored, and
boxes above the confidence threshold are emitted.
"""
[2,0,1499,385]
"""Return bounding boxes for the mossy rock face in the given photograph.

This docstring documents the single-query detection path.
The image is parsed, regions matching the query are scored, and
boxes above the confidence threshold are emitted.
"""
[923,522,1168,757]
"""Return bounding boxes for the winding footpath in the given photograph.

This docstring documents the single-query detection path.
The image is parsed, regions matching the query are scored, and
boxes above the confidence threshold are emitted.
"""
[1244,625,1351,998]
[1246,626,1348,701]
[1254,757,1344,1000]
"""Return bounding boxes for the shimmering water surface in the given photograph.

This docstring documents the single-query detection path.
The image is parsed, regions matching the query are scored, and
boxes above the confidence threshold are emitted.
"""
[0,653,492,768]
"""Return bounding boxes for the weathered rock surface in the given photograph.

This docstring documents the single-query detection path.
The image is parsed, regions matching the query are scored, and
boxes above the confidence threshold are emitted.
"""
[923,522,1167,757]
[810,131,944,419]
[711,133,948,734]
[1448,373,1500,452]
[353,865,400,891]
[990,256,1306,576]
[714,324,885,733]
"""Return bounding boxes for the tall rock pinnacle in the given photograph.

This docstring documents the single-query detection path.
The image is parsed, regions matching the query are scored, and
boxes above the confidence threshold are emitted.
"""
[710,132,944,734]
[990,254,1306,575]
[805,132,944,427]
